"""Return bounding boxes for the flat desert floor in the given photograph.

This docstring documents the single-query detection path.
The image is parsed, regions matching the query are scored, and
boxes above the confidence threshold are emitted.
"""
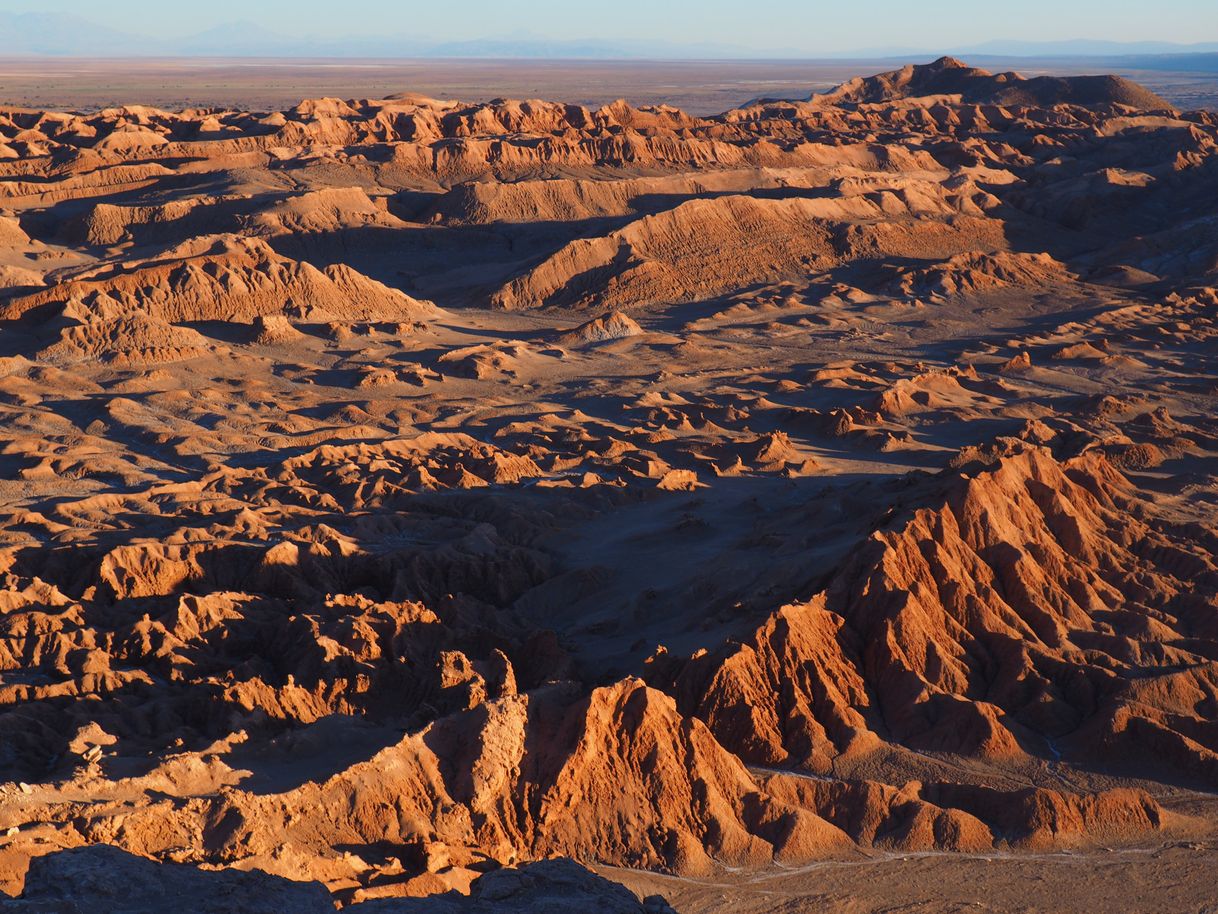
[1,56,1217,114]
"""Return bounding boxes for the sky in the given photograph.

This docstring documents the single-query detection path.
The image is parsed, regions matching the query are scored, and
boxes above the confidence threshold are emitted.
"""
[4,0,1218,53]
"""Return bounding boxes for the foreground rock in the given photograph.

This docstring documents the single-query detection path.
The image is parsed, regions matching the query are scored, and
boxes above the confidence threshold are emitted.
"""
[0,847,670,913]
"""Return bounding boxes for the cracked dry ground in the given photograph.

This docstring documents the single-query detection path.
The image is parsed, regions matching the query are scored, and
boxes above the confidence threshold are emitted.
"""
[0,57,1216,912]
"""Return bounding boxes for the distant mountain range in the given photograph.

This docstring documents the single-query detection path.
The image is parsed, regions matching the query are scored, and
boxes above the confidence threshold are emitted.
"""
[3,11,1218,61]
[0,13,769,58]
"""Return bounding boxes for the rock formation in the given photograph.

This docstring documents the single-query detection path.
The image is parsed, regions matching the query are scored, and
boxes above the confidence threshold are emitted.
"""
[0,58,1215,912]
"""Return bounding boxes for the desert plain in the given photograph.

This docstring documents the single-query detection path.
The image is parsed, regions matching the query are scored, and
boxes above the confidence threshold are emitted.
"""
[0,55,1214,912]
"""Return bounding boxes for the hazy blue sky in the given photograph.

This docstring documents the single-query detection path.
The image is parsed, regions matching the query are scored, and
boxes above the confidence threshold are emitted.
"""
[5,0,1218,51]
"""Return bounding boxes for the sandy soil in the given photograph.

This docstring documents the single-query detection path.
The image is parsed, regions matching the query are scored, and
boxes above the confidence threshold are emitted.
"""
[609,832,1218,913]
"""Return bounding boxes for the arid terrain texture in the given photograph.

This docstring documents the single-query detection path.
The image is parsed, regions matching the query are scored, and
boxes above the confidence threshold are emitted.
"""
[0,56,1216,912]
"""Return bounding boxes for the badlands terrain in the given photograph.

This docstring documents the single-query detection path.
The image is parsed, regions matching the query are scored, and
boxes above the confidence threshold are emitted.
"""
[0,56,1215,911]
